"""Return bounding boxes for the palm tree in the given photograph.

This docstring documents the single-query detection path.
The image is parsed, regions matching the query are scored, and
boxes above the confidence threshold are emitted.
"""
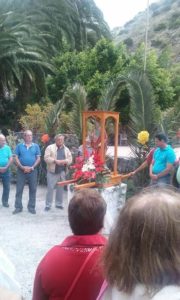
[0,0,111,127]
[0,4,54,108]
[63,83,89,140]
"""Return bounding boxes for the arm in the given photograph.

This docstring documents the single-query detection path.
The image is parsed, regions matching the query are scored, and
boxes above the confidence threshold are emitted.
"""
[155,163,174,179]
[149,162,157,180]
[32,155,41,170]
[155,149,176,179]
[14,155,25,171]
[32,266,48,300]
[55,148,72,166]
[6,156,13,169]
[32,144,41,169]
[14,155,31,173]
[0,157,13,173]
[131,160,148,176]
[44,146,55,164]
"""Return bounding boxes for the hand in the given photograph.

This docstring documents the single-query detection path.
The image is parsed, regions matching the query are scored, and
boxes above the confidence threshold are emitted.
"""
[23,166,33,173]
[151,174,158,180]
[130,171,136,176]
[54,159,66,166]
[0,167,7,173]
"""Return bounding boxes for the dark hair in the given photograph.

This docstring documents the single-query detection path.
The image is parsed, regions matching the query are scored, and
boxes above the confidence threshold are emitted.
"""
[155,132,168,143]
[103,187,180,294]
[68,188,106,235]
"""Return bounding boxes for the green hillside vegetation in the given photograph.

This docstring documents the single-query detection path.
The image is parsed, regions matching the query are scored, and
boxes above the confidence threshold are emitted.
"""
[113,0,180,62]
[0,0,179,146]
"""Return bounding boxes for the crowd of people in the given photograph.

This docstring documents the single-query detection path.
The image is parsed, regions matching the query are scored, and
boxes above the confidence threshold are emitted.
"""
[0,129,180,299]
[0,131,73,214]
[0,130,179,214]
[1,186,180,299]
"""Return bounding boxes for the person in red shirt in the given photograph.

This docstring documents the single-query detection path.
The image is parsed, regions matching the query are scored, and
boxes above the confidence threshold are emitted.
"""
[32,188,107,300]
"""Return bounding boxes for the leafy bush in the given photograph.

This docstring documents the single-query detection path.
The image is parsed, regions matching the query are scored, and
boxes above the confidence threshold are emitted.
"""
[151,39,167,48]
[154,22,167,31]
[19,103,53,133]
[123,38,134,47]
[169,13,180,29]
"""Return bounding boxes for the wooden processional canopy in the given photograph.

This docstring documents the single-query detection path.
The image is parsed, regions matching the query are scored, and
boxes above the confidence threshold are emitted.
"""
[58,110,130,190]
[82,111,119,176]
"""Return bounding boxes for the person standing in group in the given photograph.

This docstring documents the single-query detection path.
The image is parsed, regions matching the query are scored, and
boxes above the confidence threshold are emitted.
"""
[97,187,180,300]
[33,189,107,300]
[44,134,72,211]
[149,133,176,185]
[13,130,41,215]
[0,134,12,208]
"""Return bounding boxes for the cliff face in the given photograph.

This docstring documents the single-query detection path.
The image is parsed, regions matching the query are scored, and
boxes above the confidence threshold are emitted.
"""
[112,0,180,62]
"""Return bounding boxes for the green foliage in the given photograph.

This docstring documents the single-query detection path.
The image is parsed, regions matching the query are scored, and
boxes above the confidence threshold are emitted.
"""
[44,99,65,136]
[154,22,167,31]
[63,83,89,141]
[47,41,177,133]
[160,98,180,141]
[115,71,161,141]
[0,0,111,128]
[171,63,180,101]
[19,103,52,133]
[123,38,134,47]
[129,46,175,109]
[47,38,130,108]
[169,12,180,29]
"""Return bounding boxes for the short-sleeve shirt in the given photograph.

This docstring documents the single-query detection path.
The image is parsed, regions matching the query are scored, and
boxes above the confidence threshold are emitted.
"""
[0,145,12,167]
[152,145,176,174]
[15,143,41,167]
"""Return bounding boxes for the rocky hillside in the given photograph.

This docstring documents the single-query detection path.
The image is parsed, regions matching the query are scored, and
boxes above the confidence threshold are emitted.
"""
[113,0,180,62]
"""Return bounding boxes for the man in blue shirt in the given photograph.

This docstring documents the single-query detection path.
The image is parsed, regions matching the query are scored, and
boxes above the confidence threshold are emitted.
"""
[13,130,41,214]
[0,134,12,207]
[150,133,176,185]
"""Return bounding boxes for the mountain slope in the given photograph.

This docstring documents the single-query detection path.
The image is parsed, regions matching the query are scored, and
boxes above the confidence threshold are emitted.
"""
[113,0,180,62]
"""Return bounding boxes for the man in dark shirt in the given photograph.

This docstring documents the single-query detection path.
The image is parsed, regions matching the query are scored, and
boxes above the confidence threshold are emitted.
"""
[44,134,72,211]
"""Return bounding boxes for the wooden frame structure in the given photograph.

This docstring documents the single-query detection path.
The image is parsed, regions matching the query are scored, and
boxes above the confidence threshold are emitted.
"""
[82,111,119,176]
[58,110,130,190]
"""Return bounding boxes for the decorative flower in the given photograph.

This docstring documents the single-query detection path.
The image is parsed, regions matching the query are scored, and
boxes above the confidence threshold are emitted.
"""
[137,131,149,145]
[41,134,50,144]
[70,152,110,185]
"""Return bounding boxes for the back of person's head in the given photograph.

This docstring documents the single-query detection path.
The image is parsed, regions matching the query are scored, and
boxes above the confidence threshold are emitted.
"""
[155,132,168,143]
[68,188,106,235]
[103,187,180,294]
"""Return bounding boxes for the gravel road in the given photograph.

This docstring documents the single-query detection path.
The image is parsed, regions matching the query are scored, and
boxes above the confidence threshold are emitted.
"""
[0,184,71,300]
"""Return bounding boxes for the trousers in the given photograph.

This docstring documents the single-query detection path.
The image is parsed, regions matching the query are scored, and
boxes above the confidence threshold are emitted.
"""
[151,174,171,186]
[0,170,10,204]
[46,171,66,208]
[15,168,38,209]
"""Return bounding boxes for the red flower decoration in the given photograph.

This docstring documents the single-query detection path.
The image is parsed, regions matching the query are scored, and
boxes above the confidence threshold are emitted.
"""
[41,134,50,144]
[70,152,110,184]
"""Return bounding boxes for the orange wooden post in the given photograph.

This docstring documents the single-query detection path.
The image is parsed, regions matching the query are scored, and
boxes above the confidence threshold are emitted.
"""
[114,114,119,175]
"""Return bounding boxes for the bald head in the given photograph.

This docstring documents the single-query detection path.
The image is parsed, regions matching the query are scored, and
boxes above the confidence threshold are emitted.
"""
[23,130,33,144]
[0,134,6,148]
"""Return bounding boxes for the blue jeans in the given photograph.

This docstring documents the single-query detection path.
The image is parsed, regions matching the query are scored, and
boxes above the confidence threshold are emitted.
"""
[15,168,38,210]
[0,169,10,204]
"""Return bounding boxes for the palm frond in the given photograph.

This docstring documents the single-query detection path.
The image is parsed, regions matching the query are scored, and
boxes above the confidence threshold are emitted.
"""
[44,99,65,135]
[64,83,89,140]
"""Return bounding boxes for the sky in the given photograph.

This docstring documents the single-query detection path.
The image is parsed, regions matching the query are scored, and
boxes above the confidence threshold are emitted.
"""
[94,0,159,29]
